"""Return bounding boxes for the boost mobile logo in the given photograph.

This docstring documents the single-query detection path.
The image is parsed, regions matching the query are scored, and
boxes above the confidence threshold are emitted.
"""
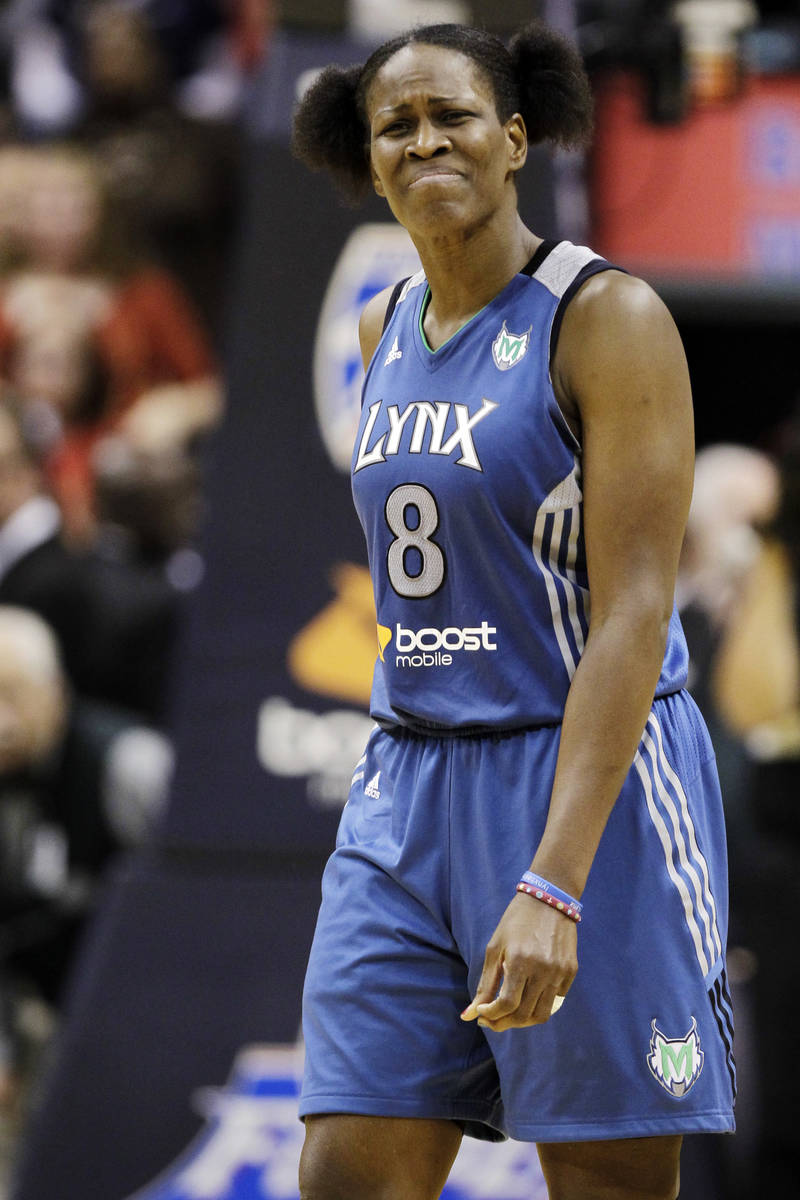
[377,621,497,668]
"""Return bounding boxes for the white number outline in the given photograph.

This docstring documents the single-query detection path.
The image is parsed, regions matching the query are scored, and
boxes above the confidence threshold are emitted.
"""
[384,482,446,599]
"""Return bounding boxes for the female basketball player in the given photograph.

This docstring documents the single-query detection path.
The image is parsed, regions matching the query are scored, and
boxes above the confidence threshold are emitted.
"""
[292,21,735,1200]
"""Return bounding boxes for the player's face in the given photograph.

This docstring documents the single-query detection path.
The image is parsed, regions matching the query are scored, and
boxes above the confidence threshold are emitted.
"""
[366,44,526,237]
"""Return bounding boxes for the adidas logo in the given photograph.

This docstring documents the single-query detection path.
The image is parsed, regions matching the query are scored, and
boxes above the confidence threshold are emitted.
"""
[365,771,381,799]
[384,336,403,365]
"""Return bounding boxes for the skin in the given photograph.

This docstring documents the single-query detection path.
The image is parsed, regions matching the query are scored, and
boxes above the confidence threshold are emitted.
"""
[300,42,691,1200]
[713,538,800,734]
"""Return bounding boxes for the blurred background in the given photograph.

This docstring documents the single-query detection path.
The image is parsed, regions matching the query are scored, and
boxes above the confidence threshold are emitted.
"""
[0,1,797,1198]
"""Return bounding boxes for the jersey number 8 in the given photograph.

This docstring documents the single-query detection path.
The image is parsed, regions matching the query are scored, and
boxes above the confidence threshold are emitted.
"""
[385,483,445,598]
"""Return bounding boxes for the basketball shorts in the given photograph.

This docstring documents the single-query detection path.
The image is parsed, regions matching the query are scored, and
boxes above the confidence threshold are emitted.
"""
[299,690,736,1142]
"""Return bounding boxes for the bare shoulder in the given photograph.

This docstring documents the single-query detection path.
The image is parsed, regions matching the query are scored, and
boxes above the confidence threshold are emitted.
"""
[554,269,689,416]
[358,284,396,371]
[565,270,677,342]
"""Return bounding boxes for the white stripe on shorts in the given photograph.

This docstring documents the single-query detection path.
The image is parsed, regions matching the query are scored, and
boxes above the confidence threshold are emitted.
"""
[646,714,722,962]
[634,713,722,979]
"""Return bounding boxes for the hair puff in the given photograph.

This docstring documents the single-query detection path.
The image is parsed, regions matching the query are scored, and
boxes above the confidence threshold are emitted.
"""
[509,21,594,149]
[291,64,371,201]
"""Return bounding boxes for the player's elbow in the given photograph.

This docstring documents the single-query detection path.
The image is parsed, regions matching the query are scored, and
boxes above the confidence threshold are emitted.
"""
[590,585,674,656]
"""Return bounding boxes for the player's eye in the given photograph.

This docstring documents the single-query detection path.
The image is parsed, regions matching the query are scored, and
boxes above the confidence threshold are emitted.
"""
[378,120,410,137]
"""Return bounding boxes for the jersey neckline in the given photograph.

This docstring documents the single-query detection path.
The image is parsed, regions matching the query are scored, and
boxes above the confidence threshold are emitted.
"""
[412,242,559,372]
[417,285,491,356]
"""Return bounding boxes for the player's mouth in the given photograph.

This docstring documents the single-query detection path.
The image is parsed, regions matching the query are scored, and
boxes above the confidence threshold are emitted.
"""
[408,168,463,188]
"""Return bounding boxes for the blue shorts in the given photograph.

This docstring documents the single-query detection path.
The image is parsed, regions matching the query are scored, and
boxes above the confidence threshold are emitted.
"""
[300,691,736,1142]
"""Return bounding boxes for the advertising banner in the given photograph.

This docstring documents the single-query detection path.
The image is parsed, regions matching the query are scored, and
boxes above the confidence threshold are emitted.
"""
[592,72,800,278]
[125,1046,548,1200]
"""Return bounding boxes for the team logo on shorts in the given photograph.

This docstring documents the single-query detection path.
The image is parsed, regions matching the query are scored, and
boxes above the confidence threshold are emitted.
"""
[492,321,531,370]
[647,1018,704,1098]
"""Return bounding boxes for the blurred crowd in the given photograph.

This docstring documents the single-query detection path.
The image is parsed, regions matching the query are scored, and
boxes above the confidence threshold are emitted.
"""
[0,0,262,1157]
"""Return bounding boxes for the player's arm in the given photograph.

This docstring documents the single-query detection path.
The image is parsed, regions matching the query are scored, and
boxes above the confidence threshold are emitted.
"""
[534,271,694,894]
[358,285,394,371]
[463,272,694,1032]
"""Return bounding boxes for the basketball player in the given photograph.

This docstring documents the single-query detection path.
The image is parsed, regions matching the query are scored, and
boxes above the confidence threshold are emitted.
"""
[292,21,735,1200]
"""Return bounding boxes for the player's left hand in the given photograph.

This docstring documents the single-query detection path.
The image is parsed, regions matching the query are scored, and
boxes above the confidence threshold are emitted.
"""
[460,893,578,1032]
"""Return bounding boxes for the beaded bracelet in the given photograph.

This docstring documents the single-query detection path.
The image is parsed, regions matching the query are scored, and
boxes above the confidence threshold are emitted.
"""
[516,870,583,923]
[520,871,583,913]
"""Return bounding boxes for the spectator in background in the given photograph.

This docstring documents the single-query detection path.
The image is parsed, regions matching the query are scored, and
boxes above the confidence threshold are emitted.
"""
[0,143,222,542]
[0,145,34,273]
[714,432,800,744]
[74,1,241,325]
[0,399,92,692]
[3,0,242,326]
[710,427,800,1195]
[80,433,205,725]
[677,443,779,886]
[0,603,70,1110]
[3,0,244,136]
[679,443,779,636]
[673,443,780,1198]
[0,604,173,1109]
[0,392,199,726]
[4,319,112,518]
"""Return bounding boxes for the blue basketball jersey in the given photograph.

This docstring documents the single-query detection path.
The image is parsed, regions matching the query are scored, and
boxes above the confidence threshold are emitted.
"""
[352,240,689,732]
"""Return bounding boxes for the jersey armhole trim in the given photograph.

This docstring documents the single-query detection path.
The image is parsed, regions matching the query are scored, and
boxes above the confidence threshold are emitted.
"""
[382,277,411,333]
[520,239,560,278]
[549,263,628,362]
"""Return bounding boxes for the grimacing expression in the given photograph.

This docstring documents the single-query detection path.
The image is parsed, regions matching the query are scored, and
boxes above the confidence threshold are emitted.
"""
[365,44,527,234]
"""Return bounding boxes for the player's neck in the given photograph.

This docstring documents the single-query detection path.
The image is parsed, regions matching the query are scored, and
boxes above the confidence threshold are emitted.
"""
[412,214,540,341]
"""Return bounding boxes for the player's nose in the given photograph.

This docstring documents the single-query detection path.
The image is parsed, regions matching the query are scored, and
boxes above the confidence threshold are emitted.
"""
[406,117,451,159]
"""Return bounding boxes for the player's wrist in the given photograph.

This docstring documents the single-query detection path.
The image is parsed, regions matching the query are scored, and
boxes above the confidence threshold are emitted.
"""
[516,871,583,923]
[527,849,588,902]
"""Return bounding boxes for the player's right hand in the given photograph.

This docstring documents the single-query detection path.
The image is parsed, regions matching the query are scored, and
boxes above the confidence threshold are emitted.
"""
[460,892,578,1032]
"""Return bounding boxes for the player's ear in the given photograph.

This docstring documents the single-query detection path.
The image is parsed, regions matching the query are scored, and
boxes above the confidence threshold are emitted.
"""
[505,113,528,174]
[371,161,386,197]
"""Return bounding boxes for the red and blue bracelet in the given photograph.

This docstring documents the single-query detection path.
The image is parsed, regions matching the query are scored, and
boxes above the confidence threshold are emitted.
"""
[516,870,583,923]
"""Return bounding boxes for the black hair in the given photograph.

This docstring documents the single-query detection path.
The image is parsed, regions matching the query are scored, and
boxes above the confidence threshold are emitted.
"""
[291,20,594,202]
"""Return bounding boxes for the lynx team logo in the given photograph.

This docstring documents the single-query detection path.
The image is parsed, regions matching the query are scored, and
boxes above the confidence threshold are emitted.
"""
[314,224,421,472]
[492,321,531,370]
[647,1018,704,1098]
